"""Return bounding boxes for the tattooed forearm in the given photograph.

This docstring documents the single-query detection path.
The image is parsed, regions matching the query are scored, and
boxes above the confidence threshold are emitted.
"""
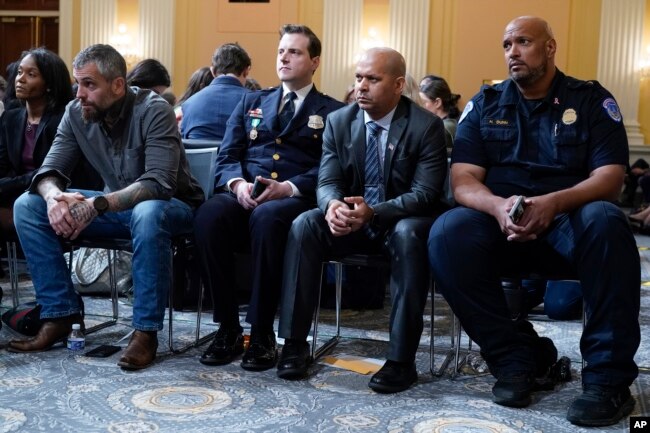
[37,176,66,201]
[69,201,96,224]
[106,181,167,213]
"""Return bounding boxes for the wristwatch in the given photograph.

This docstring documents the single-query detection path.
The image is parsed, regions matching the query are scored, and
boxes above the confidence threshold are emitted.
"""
[93,195,109,215]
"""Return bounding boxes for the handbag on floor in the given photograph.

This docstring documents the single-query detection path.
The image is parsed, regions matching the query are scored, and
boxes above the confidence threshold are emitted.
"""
[2,295,85,336]
[65,247,133,296]
[2,302,42,336]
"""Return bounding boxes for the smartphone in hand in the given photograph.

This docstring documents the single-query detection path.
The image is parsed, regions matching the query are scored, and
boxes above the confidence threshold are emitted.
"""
[250,178,267,199]
[508,195,526,224]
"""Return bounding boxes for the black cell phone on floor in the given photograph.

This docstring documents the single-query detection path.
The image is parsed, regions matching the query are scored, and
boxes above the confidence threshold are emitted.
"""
[85,344,121,358]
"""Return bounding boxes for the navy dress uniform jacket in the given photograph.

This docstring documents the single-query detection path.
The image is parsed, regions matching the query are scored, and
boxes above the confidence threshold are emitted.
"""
[215,86,344,198]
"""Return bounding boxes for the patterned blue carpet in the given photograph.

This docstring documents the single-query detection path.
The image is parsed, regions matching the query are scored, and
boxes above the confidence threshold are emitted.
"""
[0,236,648,433]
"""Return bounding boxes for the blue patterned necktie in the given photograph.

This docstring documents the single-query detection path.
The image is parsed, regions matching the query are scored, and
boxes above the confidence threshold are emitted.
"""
[278,92,297,131]
[364,121,383,206]
[364,121,383,239]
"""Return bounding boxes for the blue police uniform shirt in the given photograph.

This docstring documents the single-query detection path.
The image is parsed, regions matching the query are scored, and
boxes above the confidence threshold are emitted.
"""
[452,69,629,198]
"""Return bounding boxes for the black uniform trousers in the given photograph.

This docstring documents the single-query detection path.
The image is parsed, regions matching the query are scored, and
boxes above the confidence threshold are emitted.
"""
[428,201,640,387]
[193,193,313,328]
[278,208,433,363]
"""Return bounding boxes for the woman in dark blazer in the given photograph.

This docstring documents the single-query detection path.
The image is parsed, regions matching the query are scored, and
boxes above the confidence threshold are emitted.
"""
[0,47,101,238]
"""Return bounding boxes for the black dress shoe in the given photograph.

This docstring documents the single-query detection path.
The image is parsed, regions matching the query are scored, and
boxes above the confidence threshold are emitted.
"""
[277,339,311,379]
[492,371,536,408]
[200,325,244,366]
[368,360,417,393]
[241,331,277,371]
[567,384,635,427]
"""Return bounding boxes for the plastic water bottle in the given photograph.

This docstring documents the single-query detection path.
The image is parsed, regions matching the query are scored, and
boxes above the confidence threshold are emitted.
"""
[67,324,85,351]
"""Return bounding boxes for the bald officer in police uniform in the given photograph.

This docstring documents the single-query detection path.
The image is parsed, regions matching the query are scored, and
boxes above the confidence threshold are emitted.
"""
[193,24,344,372]
[428,16,640,426]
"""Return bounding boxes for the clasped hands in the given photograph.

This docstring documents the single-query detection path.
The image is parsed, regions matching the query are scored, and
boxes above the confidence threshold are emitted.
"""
[46,191,97,240]
[326,197,374,237]
[499,194,556,242]
[233,177,293,210]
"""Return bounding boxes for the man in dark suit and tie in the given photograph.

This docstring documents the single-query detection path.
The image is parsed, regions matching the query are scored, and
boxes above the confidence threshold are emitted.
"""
[276,47,448,393]
[193,24,344,371]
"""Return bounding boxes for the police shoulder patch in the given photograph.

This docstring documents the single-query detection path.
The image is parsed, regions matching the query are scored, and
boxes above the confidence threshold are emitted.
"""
[458,100,474,124]
[602,98,622,122]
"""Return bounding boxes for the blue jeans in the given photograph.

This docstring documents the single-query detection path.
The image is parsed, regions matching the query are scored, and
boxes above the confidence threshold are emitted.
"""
[13,190,194,331]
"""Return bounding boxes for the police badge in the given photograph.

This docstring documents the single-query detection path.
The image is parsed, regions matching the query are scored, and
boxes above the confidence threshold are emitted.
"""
[308,115,324,129]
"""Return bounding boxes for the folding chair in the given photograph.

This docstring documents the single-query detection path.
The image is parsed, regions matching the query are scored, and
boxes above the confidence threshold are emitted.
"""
[182,138,221,200]
[311,254,390,361]
[63,235,215,353]
[436,269,585,379]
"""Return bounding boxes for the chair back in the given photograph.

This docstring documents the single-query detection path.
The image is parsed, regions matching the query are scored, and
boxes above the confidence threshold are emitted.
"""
[184,144,220,199]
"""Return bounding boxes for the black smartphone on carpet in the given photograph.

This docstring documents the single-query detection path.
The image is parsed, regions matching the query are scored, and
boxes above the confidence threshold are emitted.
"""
[85,344,121,358]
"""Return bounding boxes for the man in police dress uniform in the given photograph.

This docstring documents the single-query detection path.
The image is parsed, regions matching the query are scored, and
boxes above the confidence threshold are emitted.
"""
[193,24,344,372]
[428,16,640,426]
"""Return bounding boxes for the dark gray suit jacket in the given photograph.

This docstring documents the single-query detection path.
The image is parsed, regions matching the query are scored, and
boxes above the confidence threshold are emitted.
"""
[317,96,448,233]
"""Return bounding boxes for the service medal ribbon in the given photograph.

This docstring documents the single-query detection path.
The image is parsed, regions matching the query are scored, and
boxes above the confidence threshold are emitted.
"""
[248,108,264,119]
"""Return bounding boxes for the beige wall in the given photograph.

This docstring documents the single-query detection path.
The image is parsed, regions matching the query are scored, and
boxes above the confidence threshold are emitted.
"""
[426,0,572,110]
[639,0,650,143]
[173,0,305,95]
[65,0,650,143]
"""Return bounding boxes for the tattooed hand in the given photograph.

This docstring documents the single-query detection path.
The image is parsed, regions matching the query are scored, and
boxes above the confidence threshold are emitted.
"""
[69,201,97,225]
[47,191,94,240]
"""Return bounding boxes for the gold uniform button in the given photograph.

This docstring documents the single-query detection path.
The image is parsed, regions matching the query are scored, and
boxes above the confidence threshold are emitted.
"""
[275,138,282,145]
[271,172,278,179]
[273,153,280,160]
[313,134,318,139]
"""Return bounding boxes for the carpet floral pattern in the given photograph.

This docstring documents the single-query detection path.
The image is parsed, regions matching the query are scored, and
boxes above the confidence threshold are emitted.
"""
[0,236,648,432]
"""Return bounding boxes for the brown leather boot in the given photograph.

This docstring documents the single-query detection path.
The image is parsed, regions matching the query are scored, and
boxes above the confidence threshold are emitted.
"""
[7,314,84,353]
[118,330,158,370]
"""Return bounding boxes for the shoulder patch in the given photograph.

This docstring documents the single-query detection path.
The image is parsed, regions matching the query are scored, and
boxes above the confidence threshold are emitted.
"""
[602,98,622,122]
[458,100,474,124]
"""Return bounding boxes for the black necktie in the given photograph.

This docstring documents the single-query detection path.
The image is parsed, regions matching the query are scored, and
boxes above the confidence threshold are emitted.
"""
[278,92,297,131]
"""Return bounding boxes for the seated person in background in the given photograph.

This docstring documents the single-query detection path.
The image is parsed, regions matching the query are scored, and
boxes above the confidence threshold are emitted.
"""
[3,61,21,111]
[626,199,650,230]
[7,44,204,372]
[0,74,6,106]
[342,85,355,104]
[401,73,422,105]
[174,66,214,126]
[419,76,460,152]
[126,58,171,95]
[276,47,448,393]
[160,91,176,106]
[0,47,102,241]
[619,158,649,208]
[193,24,344,372]
[245,78,262,91]
[506,279,583,321]
[428,16,640,426]
[181,43,252,140]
